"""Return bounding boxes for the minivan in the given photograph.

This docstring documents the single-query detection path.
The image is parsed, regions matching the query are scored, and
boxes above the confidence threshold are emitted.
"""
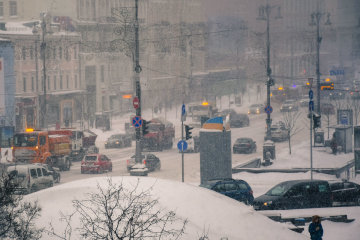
[253,180,332,210]
[6,164,54,194]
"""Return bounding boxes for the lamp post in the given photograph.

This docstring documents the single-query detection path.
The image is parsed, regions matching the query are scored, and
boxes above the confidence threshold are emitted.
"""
[309,10,331,115]
[257,3,282,140]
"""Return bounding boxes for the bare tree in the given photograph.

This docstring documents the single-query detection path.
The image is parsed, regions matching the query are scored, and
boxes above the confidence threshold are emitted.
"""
[0,170,42,240]
[282,111,302,154]
[47,178,187,240]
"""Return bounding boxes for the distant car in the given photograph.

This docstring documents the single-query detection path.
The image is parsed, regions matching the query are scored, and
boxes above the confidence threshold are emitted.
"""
[329,180,360,206]
[81,154,112,174]
[34,163,61,183]
[270,124,288,142]
[280,99,299,112]
[200,178,254,205]
[6,164,54,194]
[321,103,335,115]
[233,138,256,154]
[127,154,161,172]
[253,180,332,210]
[105,134,132,149]
[248,104,264,114]
[217,109,250,128]
[182,136,200,153]
[329,91,345,100]
[299,97,309,107]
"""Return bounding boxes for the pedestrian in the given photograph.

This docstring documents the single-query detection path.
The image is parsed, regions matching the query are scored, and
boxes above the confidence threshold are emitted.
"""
[308,215,323,240]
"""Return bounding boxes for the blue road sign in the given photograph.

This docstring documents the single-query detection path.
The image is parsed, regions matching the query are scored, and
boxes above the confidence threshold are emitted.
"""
[309,100,314,111]
[309,89,314,100]
[182,104,186,116]
[177,140,188,152]
[132,116,143,128]
[264,105,273,114]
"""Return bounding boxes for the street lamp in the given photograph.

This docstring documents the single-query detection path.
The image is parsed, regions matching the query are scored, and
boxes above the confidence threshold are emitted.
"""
[257,3,282,140]
[309,10,331,115]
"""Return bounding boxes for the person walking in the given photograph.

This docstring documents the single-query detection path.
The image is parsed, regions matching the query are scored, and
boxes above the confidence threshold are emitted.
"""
[308,215,323,240]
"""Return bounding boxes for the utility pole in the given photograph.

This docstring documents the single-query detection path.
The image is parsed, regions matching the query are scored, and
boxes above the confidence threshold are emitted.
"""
[40,14,47,129]
[134,0,142,164]
[257,3,282,140]
[310,8,331,115]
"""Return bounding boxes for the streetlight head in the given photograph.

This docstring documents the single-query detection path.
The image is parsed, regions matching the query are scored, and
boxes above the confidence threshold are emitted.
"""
[325,13,331,25]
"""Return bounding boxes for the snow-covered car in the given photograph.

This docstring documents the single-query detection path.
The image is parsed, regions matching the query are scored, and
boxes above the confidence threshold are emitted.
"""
[248,104,265,114]
[270,124,288,142]
[280,99,299,112]
[105,134,132,149]
[127,154,161,172]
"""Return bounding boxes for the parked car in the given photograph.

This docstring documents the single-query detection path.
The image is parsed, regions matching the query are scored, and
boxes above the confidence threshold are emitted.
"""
[6,164,54,194]
[329,180,360,206]
[127,153,161,172]
[105,134,132,149]
[280,99,299,112]
[253,180,332,210]
[270,124,288,142]
[233,138,257,154]
[200,178,254,205]
[321,103,335,115]
[34,163,61,183]
[81,154,112,174]
[217,109,250,128]
[248,104,264,114]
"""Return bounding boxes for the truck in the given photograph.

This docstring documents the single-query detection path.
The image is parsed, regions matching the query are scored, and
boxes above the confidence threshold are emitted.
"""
[188,102,218,124]
[141,118,175,151]
[12,129,72,171]
[48,129,97,161]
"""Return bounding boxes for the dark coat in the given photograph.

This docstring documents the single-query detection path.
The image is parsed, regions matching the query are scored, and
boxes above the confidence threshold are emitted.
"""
[308,222,323,240]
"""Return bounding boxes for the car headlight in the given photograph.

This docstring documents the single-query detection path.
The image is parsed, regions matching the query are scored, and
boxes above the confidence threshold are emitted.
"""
[116,141,120,144]
[263,201,272,206]
[256,109,260,114]
[289,106,292,109]
[105,142,108,144]
[248,110,250,114]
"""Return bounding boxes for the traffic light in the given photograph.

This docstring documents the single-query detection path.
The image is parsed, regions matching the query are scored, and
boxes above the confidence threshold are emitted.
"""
[142,120,149,135]
[185,125,193,140]
[313,113,321,129]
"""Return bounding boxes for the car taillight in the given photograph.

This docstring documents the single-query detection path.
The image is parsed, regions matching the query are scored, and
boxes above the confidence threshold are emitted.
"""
[127,160,129,164]
[143,160,146,165]
[249,190,253,195]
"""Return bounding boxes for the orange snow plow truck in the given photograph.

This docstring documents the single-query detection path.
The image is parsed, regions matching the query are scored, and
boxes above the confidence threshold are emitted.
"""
[12,129,72,171]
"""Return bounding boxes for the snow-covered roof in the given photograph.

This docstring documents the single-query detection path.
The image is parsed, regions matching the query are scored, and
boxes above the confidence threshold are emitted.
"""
[49,89,85,96]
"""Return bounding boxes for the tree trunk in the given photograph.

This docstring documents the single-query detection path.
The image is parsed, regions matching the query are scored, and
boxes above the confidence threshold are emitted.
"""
[288,132,291,155]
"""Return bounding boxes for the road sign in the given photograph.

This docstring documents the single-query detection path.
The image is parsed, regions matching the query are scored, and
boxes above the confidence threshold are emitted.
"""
[133,97,139,109]
[182,104,186,116]
[309,100,314,111]
[264,105,273,114]
[177,140,188,152]
[132,116,142,128]
[309,89,314,100]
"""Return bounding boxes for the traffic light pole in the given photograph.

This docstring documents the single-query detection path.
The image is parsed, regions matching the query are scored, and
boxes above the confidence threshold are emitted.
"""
[134,0,142,164]
[181,112,184,182]
[310,109,313,181]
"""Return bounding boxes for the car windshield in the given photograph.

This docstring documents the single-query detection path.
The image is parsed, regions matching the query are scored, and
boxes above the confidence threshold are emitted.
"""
[85,156,97,161]
[110,135,121,139]
[265,182,293,196]
[149,124,162,132]
[250,104,260,108]
[284,100,295,104]
[13,133,38,147]
[236,138,250,143]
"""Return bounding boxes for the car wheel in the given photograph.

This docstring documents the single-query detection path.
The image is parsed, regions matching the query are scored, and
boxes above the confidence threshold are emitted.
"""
[156,162,161,171]
[109,166,113,172]
[253,147,257,153]
[356,196,360,206]
[81,168,84,174]
[56,175,61,183]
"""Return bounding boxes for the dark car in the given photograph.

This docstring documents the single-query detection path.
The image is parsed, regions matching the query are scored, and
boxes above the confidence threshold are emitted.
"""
[81,154,112,174]
[200,178,254,205]
[329,181,360,206]
[105,134,132,149]
[253,180,332,210]
[127,154,161,172]
[217,110,250,128]
[248,104,264,114]
[233,138,256,154]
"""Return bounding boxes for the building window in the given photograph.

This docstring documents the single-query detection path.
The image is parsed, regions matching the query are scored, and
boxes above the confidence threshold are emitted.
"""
[75,75,78,88]
[23,77,26,92]
[47,48,51,59]
[36,76,38,92]
[74,46,77,59]
[30,46,34,60]
[59,47,62,59]
[0,2,4,17]
[41,76,44,91]
[60,75,63,89]
[53,48,56,60]
[31,77,34,91]
[54,76,57,90]
[48,78,50,90]
[9,1,17,16]
[100,65,104,82]
[66,75,69,88]
[22,47,26,60]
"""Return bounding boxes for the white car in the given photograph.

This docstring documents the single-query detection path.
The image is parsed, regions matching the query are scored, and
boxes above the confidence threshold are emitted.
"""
[7,164,54,194]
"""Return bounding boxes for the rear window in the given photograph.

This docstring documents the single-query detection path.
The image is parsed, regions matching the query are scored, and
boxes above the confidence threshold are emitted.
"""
[266,182,292,196]
[238,182,249,190]
[236,138,250,143]
[85,156,97,161]
[318,183,330,193]
[30,169,37,178]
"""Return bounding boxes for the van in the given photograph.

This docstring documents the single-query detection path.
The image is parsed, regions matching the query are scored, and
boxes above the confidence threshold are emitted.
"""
[6,164,54,194]
[253,180,332,210]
